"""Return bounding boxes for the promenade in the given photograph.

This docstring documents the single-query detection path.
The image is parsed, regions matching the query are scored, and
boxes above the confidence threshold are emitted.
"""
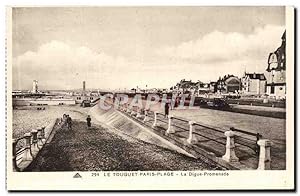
[125,98,286,144]
[114,98,286,170]
[25,119,222,171]
[14,101,285,171]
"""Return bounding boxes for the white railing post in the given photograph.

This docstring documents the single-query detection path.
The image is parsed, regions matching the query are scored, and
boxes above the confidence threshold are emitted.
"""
[12,139,19,171]
[187,121,197,144]
[130,109,136,116]
[41,127,46,143]
[37,127,44,147]
[136,108,142,118]
[22,133,33,161]
[257,139,272,170]
[222,131,239,162]
[143,110,149,122]
[166,115,175,134]
[152,111,158,128]
[31,129,39,156]
[115,100,119,110]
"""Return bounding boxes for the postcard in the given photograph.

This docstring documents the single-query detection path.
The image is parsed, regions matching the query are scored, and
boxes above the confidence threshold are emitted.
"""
[6,6,295,190]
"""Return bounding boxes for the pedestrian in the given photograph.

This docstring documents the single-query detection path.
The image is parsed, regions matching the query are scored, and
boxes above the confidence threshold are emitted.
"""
[174,98,179,108]
[86,115,92,128]
[164,102,170,118]
[62,114,68,127]
[67,115,72,130]
[63,114,67,121]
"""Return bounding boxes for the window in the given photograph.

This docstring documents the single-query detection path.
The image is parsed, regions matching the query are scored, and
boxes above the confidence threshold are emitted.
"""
[271,86,275,94]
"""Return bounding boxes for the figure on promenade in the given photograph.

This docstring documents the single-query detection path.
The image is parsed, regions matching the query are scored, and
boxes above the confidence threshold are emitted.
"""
[165,102,170,118]
[86,115,92,128]
[62,114,67,127]
[174,98,179,108]
[67,115,72,130]
[63,114,67,121]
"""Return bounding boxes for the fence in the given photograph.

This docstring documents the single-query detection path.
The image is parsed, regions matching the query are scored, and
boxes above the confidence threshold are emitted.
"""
[12,116,67,171]
[116,103,272,170]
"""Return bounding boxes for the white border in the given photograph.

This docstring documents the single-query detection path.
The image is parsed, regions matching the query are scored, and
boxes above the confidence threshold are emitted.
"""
[1,1,298,194]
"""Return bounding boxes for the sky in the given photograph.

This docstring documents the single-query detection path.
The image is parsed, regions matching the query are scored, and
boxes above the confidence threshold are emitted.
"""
[12,7,285,90]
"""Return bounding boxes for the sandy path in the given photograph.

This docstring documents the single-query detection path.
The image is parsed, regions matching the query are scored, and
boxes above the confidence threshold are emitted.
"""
[26,119,221,171]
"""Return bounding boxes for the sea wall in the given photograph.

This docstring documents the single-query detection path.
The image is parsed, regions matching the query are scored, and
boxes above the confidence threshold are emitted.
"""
[13,118,61,171]
[89,105,195,158]
[13,98,76,106]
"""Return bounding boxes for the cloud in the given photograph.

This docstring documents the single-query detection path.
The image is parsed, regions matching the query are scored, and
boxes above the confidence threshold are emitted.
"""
[13,25,286,90]
[13,41,137,90]
[157,25,285,64]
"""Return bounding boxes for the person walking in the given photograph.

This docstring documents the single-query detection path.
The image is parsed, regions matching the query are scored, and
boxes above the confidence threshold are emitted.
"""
[164,102,170,118]
[67,115,72,130]
[86,115,92,128]
[62,114,67,127]
[174,98,179,108]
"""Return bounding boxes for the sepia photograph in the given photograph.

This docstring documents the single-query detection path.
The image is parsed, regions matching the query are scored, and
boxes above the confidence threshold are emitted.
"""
[6,6,295,190]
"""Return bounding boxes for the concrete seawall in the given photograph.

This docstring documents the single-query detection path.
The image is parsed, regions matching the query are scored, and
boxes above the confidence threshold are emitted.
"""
[91,102,286,170]
[13,98,76,106]
[44,118,58,139]
[89,105,195,158]
[14,118,61,171]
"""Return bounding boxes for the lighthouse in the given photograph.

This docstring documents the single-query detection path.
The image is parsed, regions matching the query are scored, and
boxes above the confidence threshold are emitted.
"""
[32,80,38,93]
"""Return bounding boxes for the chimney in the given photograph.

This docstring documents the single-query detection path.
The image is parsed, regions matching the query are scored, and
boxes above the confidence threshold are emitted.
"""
[32,80,38,93]
[83,81,86,92]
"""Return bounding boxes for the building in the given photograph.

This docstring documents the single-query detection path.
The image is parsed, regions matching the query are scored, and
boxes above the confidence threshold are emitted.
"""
[209,82,217,93]
[217,75,241,94]
[242,73,266,95]
[173,79,196,94]
[171,79,215,95]
[266,31,286,99]
[196,81,211,94]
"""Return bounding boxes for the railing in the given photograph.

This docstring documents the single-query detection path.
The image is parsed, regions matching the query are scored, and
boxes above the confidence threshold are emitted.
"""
[171,117,189,133]
[114,102,272,169]
[12,117,65,171]
[230,127,262,155]
[156,113,168,124]
[193,123,226,145]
